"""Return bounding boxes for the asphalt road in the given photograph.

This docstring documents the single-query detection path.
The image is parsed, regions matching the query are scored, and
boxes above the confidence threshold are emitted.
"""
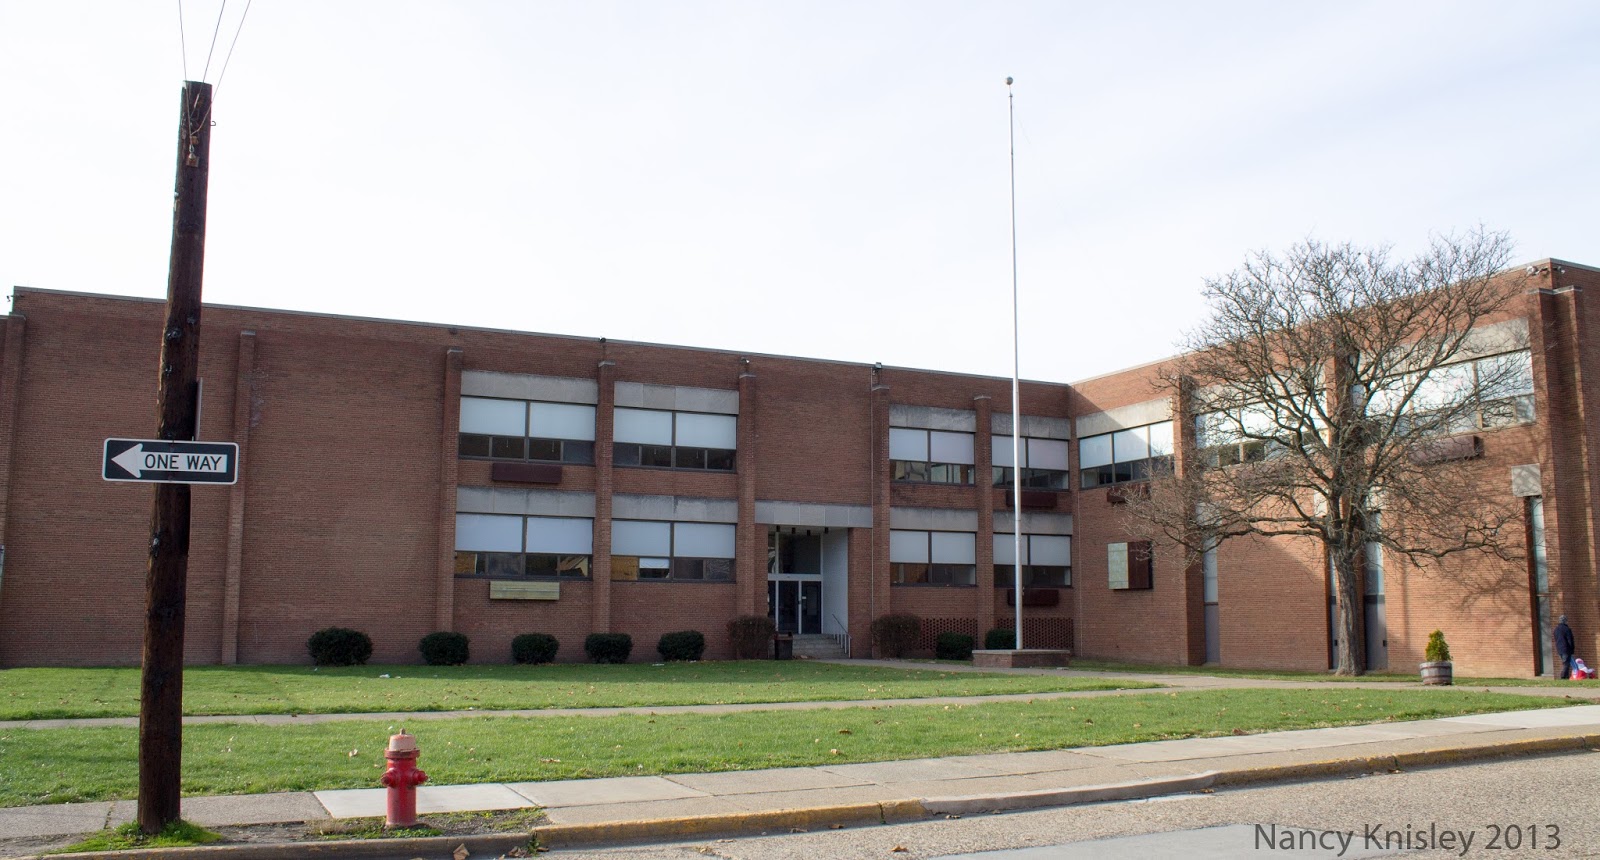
[544,749,1600,859]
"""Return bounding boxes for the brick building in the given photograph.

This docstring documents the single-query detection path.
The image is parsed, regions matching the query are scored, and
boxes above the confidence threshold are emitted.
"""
[0,260,1595,675]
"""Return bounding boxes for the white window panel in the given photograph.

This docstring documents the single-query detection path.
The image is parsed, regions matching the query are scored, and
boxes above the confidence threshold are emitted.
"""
[455,513,523,552]
[1029,438,1069,471]
[639,557,671,569]
[1108,542,1129,589]
[1366,376,1408,416]
[931,531,975,564]
[1146,422,1174,457]
[1413,363,1474,413]
[889,428,928,461]
[1112,426,1149,461]
[614,408,673,445]
[1239,405,1275,438]
[993,532,1018,565]
[889,529,930,563]
[676,412,737,449]
[525,516,593,555]
[1478,350,1534,396]
[1031,535,1071,567]
[992,439,1018,468]
[460,397,526,436]
[929,431,975,465]
[674,522,736,558]
[530,402,595,441]
[1079,434,1113,469]
[612,519,671,556]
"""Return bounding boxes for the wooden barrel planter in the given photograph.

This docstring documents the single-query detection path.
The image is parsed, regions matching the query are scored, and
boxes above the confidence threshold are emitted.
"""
[1419,661,1454,685]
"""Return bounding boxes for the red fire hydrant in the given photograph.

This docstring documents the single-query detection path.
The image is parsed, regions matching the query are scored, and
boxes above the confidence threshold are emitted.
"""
[380,730,428,828]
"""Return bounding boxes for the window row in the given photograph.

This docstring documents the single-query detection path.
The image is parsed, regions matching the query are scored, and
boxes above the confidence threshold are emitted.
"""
[458,397,737,472]
[1079,422,1173,488]
[1366,349,1535,433]
[890,428,1071,489]
[453,514,735,582]
[891,530,1072,587]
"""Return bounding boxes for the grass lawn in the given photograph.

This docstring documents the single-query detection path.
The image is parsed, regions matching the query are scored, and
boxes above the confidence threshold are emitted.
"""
[0,687,1568,807]
[1069,659,1579,687]
[0,662,1157,720]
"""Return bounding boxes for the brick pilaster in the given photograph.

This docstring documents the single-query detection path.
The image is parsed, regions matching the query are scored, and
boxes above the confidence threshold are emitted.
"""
[737,366,761,616]
[220,330,257,662]
[435,347,464,632]
[591,359,616,633]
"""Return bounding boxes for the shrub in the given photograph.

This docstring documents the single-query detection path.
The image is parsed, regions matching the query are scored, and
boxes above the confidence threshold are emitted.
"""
[307,627,373,666]
[870,613,921,658]
[727,615,776,659]
[419,631,470,666]
[985,628,1017,650]
[585,632,633,664]
[657,630,706,662]
[511,633,560,665]
[936,632,975,661]
[1425,630,1452,663]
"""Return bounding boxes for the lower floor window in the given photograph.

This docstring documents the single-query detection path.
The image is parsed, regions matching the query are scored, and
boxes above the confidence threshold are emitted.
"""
[993,564,1070,587]
[893,562,976,586]
[454,551,591,579]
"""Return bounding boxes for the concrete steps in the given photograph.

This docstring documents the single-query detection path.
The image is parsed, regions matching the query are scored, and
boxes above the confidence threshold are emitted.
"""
[790,634,847,660]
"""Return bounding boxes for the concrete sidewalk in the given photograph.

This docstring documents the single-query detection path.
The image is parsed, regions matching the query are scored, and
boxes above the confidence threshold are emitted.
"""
[5,702,1598,855]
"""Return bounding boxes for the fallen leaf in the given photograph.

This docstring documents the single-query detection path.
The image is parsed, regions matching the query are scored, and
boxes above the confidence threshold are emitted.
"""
[837,729,852,735]
[891,846,909,853]
[453,844,470,860]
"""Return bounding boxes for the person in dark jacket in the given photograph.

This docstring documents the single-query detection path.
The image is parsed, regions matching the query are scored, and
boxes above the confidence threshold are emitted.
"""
[1554,615,1576,680]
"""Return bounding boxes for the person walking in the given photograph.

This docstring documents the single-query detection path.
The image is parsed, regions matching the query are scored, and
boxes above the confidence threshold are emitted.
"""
[1554,615,1576,680]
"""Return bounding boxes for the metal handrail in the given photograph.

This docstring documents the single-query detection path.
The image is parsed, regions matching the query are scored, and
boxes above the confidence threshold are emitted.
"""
[826,612,851,658]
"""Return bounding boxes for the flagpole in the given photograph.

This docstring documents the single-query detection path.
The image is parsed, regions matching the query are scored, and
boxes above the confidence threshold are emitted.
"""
[1007,76,1024,650]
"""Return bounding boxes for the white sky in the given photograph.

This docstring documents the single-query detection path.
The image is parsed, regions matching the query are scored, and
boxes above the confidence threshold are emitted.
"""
[3,2,1597,383]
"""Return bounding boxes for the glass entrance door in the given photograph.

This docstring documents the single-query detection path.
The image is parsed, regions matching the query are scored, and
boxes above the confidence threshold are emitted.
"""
[768,579,822,635]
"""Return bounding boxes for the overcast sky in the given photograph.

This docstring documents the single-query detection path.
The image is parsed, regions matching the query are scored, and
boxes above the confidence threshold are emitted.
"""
[3,2,1597,383]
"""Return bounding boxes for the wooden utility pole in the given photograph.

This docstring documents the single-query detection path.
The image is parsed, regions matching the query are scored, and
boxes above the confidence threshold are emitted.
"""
[139,79,212,835]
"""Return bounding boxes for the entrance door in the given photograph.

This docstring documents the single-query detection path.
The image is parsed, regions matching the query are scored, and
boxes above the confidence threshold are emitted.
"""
[768,579,823,635]
[1363,537,1387,671]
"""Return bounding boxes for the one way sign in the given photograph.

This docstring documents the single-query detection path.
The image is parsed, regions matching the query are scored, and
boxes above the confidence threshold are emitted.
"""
[102,438,239,485]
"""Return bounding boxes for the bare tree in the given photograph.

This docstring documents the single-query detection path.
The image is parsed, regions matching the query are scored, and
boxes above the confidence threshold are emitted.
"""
[1124,229,1531,675]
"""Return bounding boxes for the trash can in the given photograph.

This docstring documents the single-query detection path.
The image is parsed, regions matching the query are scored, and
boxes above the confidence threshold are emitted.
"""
[773,633,794,660]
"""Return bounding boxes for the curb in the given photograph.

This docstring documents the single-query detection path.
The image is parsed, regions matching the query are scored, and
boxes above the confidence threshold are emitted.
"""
[531,800,923,850]
[922,771,1220,815]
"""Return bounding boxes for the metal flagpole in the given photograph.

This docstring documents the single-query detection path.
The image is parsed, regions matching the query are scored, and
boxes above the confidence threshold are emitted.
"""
[1007,77,1024,650]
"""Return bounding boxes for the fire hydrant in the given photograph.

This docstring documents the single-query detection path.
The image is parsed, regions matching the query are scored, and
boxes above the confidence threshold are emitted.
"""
[379,730,428,828]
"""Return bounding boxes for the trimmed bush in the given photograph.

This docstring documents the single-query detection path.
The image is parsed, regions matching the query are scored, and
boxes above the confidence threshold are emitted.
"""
[511,633,560,665]
[936,632,975,661]
[585,632,633,664]
[419,631,470,666]
[985,628,1017,650]
[307,627,372,667]
[727,615,776,660]
[1425,630,1452,663]
[870,613,921,658]
[657,630,706,662]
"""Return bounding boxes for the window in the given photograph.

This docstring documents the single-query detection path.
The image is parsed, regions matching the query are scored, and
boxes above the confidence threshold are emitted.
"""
[1107,541,1152,590]
[459,397,596,464]
[993,532,1071,587]
[993,437,1070,490]
[1195,404,1296,467]
[1367,350,1535,433]
[890,428,975,484]
[454,513,592,578]
[1079,422,1173,488]
[890,529,976,585]
[611,520,735,581]
[614,408,736,471]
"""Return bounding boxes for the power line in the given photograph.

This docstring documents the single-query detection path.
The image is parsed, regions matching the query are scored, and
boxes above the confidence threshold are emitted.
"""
[214,0,252,91]
[176,1,189,80]
[200,0,227,83]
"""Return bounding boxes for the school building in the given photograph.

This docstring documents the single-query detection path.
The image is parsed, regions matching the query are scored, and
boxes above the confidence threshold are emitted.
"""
[0,259,1595,675]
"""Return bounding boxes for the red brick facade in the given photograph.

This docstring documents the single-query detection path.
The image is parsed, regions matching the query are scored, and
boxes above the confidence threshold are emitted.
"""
[0,261,1595,676]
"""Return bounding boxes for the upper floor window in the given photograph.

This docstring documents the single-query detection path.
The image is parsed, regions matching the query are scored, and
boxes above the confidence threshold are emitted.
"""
[1368,350,1534,433]
[993,532,1071,587]
[454,513,592,578]
[611,519,735,581]
[1195,404,1296,467]
[890,428,975,485]
[614,408,737,471]
[1079,421,1173,489]
[459,397,595,464]
[993,437,1070,490]
[890,529,976,586]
